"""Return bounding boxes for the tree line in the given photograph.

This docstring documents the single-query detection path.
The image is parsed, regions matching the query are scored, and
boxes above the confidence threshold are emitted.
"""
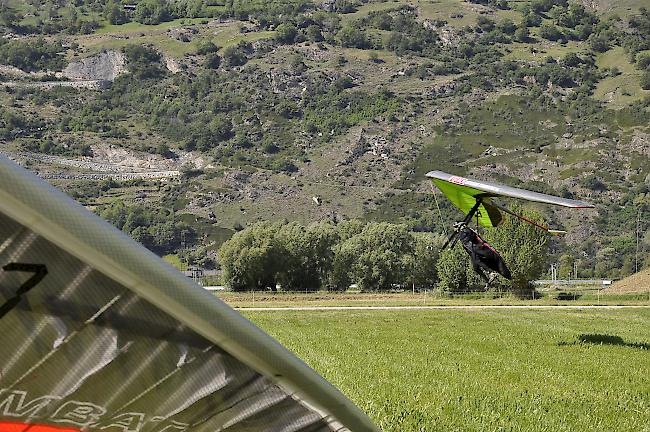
[218,211,549,293]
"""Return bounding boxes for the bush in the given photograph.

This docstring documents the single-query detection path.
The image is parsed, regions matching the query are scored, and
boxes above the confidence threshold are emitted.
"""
[476,16,495,32]
[105,2,129,25]
[223,44,248,66]
[637,54,650,70]
[196,40,219,55]
[640,71,650,90]
[338,25,369,48]
[561,52,581,67]
[122,45,166,79]
[275,23,298,44]
[0,38,65,72]
[540,23,563,41]
[589,34,610,53]
[204,53,221,69]
[498,19,517,35]
[514,26,529,42]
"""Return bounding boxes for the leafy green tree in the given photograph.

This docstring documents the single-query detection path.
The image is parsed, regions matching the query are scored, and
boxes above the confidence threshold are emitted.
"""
[275,23,298,44]
[497,18,517,35]
[333,0,357,13]
[222,44,248,66]
[436,245,471,293]
[100,203,193,255]
[0,38,65,72]
[204,52,221,69]
[208,114,233,141]
[333,222,414,291]
[306,24,324,42]
[134,0,170,25]
[338,25,369,48]
[196,40,218,55]
[337,219,366,240]
[0,1,23,27]
[218,222,282,291]
[589,33,610,52]
[594,247,618,278]
[407,233,445,289]
[540,22,563,41]
[485,207,549,294]
[184,0,207,18]
[522,12,542,27]
[637,53,650,70]
[557,253,575,279]
[275,222,337,290]
[514,26,529,42]
[561,52,581,67]
[122,44,166,79]
[476,16,495,32]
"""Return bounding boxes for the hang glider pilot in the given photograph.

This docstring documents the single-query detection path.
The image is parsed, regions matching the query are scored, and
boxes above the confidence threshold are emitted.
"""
[455,222,511,283]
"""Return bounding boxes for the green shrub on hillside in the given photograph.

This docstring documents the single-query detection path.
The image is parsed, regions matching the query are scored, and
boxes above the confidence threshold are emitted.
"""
[134,0,172,25]
[0,38,65,72]
[641,71,650,90]
[122,44,167,79]
[101,202,195,255]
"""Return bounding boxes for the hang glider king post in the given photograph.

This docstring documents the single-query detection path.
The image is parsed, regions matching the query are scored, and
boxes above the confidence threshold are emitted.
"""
[426,170,594,284]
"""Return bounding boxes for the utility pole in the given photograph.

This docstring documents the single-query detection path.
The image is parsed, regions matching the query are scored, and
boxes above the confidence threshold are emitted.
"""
[573,260,578,280]
[181,230,187,273]
[550,263,558,288]
[635,208,641,273]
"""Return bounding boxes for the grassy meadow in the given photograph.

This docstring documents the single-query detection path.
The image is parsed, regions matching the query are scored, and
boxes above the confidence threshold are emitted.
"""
[218,290,650,308]
[245,308,650,431]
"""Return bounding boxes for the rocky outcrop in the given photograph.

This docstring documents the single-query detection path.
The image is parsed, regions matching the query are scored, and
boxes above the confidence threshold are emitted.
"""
[62,50,126,81]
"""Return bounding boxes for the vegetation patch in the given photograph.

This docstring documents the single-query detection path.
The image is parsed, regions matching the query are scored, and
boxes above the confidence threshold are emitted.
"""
[247,308,650,432]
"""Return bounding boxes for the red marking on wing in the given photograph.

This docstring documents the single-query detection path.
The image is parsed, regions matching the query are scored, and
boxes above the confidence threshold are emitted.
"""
[448,176,467,185]
[0,421,80,432]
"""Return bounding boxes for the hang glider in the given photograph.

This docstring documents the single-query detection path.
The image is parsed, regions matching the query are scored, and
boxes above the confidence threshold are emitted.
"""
[427,170,593,229]
[0,156,378,432]
[426,170,594,284]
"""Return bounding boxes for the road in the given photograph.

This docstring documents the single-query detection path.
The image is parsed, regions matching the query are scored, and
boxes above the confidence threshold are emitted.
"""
[236,305,650,311]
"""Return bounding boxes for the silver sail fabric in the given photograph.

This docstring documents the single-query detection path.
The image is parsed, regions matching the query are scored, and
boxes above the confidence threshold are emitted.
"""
[425,170,594,208]
[0,156,377,432]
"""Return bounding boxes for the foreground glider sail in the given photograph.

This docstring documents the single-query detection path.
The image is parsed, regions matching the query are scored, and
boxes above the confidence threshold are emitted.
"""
[426,170,594,229]
[0,156,377,432]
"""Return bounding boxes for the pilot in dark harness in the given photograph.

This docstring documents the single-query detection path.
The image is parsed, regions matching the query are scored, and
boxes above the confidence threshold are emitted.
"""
[455,222,511,284]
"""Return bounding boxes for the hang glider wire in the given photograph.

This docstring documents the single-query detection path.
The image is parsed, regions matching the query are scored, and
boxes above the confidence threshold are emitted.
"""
[492,202,567,236]
[441,198,483,250]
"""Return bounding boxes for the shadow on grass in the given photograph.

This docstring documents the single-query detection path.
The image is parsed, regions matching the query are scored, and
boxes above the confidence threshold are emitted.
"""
[554,292,582,301]
[560,333,649,350]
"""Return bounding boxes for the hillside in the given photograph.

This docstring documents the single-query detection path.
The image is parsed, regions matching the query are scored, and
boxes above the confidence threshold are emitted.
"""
[603,267,650,293]
[1,0,649,279]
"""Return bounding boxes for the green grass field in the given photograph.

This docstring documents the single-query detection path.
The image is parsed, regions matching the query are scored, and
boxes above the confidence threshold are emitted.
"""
[245,308,650,431]
[218,290,650,308]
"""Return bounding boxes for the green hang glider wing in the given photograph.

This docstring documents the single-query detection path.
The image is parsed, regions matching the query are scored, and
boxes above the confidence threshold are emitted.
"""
[432,178,503,228]
[427,170,594,229]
